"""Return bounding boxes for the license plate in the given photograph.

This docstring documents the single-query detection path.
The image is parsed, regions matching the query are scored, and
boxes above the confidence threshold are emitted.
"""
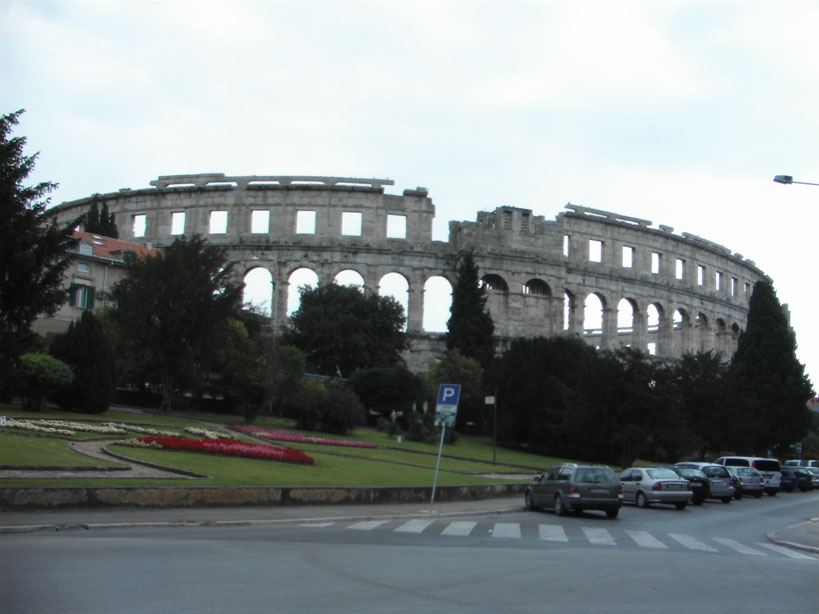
[590,488,608,494]
[666,484,681,489]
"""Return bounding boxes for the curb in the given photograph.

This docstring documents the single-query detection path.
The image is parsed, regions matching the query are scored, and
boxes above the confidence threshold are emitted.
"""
[765,518,819,555]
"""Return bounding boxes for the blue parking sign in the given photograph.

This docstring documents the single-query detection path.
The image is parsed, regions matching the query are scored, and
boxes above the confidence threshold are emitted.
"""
[437,384,461,406]
[435,384,461,427]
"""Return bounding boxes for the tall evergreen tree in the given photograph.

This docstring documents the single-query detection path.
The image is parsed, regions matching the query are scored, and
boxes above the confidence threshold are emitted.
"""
[0,109,79,396]
[728,280,814,455]
[445,251,495,370]
[83,196,118,237]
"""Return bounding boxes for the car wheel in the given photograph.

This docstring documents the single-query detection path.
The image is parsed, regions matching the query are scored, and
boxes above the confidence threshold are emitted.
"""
[636,492,649,509]
[721,497,732,504]
[692,496,704,506]
[605,508,619,519]
[766,489,777,497]
[525,490,535,511]
[752,491,763,498]
[674,502,687,510]
[554,494,566,516]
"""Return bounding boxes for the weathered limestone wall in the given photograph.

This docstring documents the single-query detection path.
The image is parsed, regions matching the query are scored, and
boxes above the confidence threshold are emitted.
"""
[49,174,767,371]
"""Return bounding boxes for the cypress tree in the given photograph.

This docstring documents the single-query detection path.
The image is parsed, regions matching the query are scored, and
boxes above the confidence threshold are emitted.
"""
[728,280,814,455]
[445,251,495,370]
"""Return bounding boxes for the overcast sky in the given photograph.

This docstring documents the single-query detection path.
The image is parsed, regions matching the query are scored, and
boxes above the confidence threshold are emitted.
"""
[3,0,818,389]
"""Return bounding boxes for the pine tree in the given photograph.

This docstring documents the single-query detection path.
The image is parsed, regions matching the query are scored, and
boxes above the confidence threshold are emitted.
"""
[445,251,495,370]
[728,280,814,455]
[0,109,79,396]
[83,196,119,237]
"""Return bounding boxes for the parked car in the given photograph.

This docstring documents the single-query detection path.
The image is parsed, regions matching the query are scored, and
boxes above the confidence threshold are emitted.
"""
[783,459,819,468]
[674,462,734,503]
[724,466,764,499]
[780,466,814,492]
[803,466,819,489]
[713,456,781,496]
[525,464,623,518]
[670,466,710,505]
[619,467,693,510]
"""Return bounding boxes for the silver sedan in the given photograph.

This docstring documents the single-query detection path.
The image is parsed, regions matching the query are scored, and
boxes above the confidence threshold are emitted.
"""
[619,467,693,510]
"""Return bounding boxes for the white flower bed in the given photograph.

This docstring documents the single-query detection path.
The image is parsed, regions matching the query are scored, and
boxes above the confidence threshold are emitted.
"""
[184,426,238,440]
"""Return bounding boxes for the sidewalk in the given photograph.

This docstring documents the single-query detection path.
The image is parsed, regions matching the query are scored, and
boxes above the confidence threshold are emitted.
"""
[767,516,819,555]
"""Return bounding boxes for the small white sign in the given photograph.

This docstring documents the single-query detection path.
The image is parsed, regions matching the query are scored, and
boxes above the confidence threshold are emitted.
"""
[485,396,495,405]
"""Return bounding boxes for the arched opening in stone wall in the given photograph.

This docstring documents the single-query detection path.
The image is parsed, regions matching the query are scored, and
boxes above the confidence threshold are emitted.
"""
[563,290,575,332]
[646,303,662,355]
[423,276,452,333]
[523,279,550,296]
[584,293,605,340]
[617,298,636,334]
[695,312,710,352]
[672,308,690,355]
[287,267,318,316]
[334,269,365,288]
[379,272,409,332]
[715,318,728,356]
[480,274,509,293]
[242,267,273,317]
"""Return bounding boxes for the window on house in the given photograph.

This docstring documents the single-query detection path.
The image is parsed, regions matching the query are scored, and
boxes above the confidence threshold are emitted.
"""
[386,214,406,239]
[296,210,316,234]
[697,265,705,286]
[171,211,186,235]
[676,258,685,280]
[251,210,270,234]
[589,239,603,263]
[79,243,93,256]
[342,211,362,236]
[209,211,228,234]
[77,262,90,274]
[622,246,634,268]
[68,284,95,309]
[133,214,146,238]
[651,252,661,274]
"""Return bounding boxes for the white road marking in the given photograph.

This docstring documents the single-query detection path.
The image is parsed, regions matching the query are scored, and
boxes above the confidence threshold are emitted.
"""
[492,523,521,539]
[755,543,816,560]
[539,524,569,542]
[668,533,719,552]
[394,519,434,534]
[582,527,616,546]
[299,522,335,528]
[712,538,768,556]
[441,521,477,536]
[347,520,389,531]
[626,530,668,549]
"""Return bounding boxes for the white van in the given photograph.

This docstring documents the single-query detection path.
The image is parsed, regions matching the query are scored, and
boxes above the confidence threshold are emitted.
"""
[713,456,781,496]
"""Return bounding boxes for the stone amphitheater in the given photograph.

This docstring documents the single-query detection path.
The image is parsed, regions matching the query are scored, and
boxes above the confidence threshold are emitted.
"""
[49,174,767,371]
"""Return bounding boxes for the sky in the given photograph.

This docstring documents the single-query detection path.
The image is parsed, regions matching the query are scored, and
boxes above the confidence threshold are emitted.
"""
[3,0,818,389]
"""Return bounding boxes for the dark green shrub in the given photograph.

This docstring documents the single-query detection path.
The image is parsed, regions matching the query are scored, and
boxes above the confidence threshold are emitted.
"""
[16,352,73,411]
[287,384,365,435]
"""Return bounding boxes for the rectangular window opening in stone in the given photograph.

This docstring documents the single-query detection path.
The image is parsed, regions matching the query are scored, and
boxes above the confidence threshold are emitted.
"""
[209,210,228,234]
[132,214,146,238]
[731,277,738,297]
[697,265,705,286]
[647,342,657,356]
[675,258,685,280]
[651,252,661,274]
[520,213,529,233]
[622,245,634,268]
[296,210,316,234]
[744,282,750,294]
[715,271,723,291]
[171,211,186,235]
[503,210,512,231]
[589,239,603,263]
[251,210,270,234]
[386,214,406,239]
[563,235,570,257]
[342,211,362,236]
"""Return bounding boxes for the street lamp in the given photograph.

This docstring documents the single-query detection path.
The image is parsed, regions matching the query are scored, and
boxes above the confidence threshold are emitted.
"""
[773,174,819,186]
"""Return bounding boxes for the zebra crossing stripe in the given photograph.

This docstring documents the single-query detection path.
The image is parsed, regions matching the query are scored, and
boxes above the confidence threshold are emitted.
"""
[626,530,668,549]
[582,527,616,546]
[347,520,389,531]
[441,521,477,536]
[755,543,816,560]
[668,533,719,552]
[539,524,569,542]
[713,538,768,556]
[394,519,434,534]
[492,523,521,539]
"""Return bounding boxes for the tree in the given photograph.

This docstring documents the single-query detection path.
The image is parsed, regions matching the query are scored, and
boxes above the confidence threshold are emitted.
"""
[50,310,116,413]
[110,235,243,411]
[728,280,814,455]
[82,196,118,237]
[283,282,408,378]
[446,251,495,370]
[0,109,79,396]
[15,352,73,412]
[348,366,424,423]
[433,349,484,433]
[286,382,366,434]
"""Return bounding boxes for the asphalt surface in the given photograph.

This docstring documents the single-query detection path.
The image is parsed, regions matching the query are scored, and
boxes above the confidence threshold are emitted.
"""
[2,496,817,555]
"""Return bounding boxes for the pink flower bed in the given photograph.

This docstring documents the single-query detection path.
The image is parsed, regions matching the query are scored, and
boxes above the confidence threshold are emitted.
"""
[233,425,377,448]
[138,436,314,464]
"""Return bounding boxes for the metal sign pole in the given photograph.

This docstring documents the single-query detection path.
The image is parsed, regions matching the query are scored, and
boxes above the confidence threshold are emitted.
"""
[429,425,447,511]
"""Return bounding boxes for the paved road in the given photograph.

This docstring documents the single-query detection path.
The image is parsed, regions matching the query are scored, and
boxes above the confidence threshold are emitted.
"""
[2,492,816,613]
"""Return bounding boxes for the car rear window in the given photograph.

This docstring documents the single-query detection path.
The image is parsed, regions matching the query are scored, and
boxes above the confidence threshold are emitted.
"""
[702,466,729,478]
[574,468,614,483]
[752,460,781,472]
[647,469,679,480]
[722,458,750,467]
[678,468,706,479]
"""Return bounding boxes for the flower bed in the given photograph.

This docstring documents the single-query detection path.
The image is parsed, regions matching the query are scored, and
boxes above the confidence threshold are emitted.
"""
[138,436,314,464]
[233,425,377,448]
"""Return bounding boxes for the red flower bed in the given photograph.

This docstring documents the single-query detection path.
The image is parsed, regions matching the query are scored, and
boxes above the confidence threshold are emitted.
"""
[234,425,377,448]
[138,436,314,464]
